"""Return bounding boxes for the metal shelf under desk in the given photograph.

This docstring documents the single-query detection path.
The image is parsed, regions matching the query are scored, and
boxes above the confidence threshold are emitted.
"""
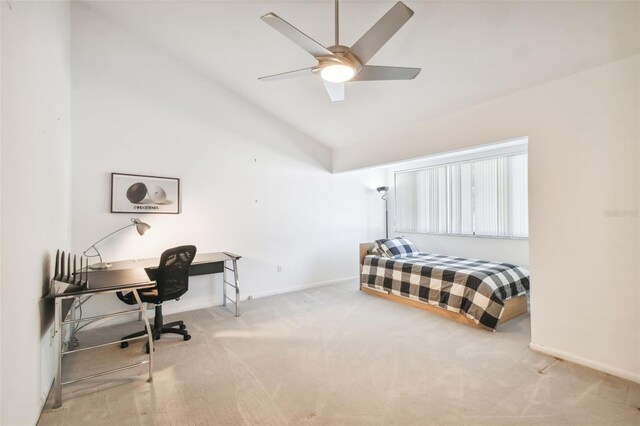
[46,267,155,408]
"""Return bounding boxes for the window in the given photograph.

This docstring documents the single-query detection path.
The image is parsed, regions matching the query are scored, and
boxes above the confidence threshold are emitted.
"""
[395,152,528,238]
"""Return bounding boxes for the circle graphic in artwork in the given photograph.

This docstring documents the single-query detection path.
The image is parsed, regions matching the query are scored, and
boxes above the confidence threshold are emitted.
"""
[147,184,167,204]
[126,182,148,203]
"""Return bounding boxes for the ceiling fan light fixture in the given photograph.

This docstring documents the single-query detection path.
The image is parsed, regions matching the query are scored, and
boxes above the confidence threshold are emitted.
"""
[320,64,355,83]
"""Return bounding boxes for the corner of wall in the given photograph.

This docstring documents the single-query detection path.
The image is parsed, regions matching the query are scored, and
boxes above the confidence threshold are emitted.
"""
[1,0,72,424]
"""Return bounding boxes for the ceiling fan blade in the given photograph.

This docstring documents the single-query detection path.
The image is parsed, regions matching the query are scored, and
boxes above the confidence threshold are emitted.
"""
[259,67,316,81]
[261,13,334,58]
[349,2,414,65]
[352,65,421,81]
[323,81,345,102]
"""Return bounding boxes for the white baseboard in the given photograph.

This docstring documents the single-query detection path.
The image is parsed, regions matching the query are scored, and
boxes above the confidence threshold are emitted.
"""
[82,276,357,328]
[529,342,640,384]
[247,276,358,300]
[159,276,358,316]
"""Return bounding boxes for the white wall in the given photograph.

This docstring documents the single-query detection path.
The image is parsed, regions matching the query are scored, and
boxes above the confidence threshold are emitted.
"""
[1,2,3,415]
[384,139,530,267]
[390,234,529,269]
[335,56,640,382]
[1,1,72,424]
[70,4,385,321]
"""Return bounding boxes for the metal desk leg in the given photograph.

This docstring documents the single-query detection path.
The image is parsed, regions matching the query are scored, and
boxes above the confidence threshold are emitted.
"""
[69,299,76,350]
[232,258,240,317]
[131,289,153,382]
[223,258,241,317]
[223,265,227,307]
[53,298,63,408]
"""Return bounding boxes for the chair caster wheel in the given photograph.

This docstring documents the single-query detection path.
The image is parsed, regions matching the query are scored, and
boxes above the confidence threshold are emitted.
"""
[184,334,191,341]
[120,341,129,349]
[179,324,186,330]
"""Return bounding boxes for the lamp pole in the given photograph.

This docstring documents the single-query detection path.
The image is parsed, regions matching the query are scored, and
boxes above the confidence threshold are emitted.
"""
[384,197,388,239]
[376,186,390,239]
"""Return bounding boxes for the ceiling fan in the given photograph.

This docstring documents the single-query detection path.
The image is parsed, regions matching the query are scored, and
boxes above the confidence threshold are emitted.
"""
[259,1,421,102]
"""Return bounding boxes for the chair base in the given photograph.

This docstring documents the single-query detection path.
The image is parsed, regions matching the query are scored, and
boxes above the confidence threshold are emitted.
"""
[120,305,191,352]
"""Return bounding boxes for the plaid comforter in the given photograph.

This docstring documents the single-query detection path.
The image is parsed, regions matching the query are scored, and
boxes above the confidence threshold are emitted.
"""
[361,253,530,330]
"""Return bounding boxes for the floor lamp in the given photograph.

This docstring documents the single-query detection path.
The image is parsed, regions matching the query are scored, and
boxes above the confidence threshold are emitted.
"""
[377,186,389,239]
[83,218,151,269]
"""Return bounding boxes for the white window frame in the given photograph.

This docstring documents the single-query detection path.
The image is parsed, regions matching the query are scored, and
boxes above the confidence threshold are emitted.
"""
[394,151,529,240]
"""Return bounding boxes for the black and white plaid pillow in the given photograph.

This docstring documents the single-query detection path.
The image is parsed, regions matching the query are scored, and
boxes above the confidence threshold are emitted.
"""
[374,237,420,258]
[369,239,387,256]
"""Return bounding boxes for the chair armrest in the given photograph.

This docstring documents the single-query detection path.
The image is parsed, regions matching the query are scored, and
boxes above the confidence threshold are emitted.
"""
[116,291,136,305]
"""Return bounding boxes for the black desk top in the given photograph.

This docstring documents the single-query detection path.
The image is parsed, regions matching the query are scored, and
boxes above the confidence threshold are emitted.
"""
[107,251,241,271]
[46,267,154,299]
[46,252,240,299]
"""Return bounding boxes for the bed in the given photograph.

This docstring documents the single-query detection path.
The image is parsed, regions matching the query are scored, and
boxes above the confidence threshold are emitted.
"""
[359,241,530,331]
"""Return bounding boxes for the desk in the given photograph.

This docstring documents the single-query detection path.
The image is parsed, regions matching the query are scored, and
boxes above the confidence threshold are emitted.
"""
[47,268,156,408]
[47,251,241,408]
[108,252,242,317]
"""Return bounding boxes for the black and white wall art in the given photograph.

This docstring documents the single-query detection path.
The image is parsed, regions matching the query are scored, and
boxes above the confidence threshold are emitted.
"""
[111,173,180,214]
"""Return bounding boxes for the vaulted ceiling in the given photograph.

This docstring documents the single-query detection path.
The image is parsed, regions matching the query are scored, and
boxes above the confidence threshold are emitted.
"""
[81,1,639,149]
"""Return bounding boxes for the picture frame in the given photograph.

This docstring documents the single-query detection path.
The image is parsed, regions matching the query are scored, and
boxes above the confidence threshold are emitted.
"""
[111,173,180,214]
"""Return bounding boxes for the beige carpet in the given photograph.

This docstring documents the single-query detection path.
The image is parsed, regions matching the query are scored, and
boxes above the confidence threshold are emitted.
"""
[39,282,640,425]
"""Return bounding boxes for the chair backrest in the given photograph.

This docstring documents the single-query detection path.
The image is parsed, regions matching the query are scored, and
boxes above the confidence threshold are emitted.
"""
[156,245,197,301]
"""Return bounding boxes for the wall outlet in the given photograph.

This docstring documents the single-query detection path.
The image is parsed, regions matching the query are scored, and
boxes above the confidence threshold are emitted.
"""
[277,265,282,273]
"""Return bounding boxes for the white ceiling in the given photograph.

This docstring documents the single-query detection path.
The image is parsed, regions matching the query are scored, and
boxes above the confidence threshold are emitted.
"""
[81,1,639,149]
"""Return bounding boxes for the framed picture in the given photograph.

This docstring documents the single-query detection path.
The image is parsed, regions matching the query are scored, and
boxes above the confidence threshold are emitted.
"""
[111,173,180,214]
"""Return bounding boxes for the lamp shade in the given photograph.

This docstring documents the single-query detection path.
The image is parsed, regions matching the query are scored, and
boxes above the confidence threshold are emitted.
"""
[133,219,151,236]
[376,186,389,195]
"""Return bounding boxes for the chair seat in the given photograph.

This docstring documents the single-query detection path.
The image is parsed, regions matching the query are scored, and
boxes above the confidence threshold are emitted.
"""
[140,288,159,299]
[118,288,160,305]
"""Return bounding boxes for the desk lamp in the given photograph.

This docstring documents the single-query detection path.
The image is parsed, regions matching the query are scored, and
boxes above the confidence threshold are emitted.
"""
[84,218,151,270]
[377,186,389,239]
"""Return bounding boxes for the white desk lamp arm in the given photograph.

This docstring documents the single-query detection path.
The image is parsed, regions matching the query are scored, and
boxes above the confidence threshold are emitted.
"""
[82,221,137,263]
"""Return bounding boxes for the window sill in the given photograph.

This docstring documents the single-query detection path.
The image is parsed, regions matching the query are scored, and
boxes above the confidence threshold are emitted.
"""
[395,230,529,241]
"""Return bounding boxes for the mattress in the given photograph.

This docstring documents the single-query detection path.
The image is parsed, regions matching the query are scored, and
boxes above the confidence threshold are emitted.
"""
[360,253,530,330]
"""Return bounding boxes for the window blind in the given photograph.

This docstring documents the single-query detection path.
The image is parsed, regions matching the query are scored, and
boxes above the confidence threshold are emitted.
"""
[395,152,528,238]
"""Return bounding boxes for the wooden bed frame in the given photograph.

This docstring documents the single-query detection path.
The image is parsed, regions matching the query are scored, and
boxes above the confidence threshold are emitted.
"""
[358,243,528,329]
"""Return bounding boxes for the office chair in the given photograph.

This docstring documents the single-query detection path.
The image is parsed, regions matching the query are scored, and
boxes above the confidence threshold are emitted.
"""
[118,245,197,351]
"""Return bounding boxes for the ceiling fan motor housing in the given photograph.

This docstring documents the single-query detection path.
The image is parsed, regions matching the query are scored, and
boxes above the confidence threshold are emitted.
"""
[318,45,363,75]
